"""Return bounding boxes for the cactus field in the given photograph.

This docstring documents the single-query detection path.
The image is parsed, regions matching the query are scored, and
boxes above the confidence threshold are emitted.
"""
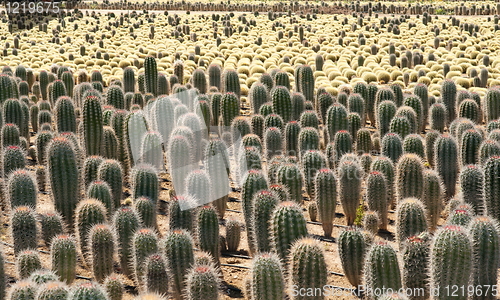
[2,0,500,299]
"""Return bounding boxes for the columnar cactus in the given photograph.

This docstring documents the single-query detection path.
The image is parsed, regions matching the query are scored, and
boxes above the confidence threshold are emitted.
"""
[168,195,194,233]
[222,69,240,98]
[75,199,107,260]
[102,127,119,160]
[191,69,207,94]
[264,127,282,160]
[314,169,337,237]
[204,138,230,218]
[104,274,123,300]
[113,207,141,276]
[301,150,326,198]
[395,198,428,247]
[430,225,472,300]
[285,121,301,157]
[7,169,36,209]
[2,123,20,149]
[395,154,424,202]
[366,171,388,231]
[97,159,123,213]
[271,86,292,122]
[2,145,24,179]
[338,227,369,289]
[83,95,103,156]
[220,92,239,128]
[132,228,159,286]
[338,159,363,226]
[123,67,136,93]
[124,111,148,170]
[425,130,440,167]
[390,115,411,139]
[39,210,65,246]
[317,92,333,123]
[130,164,159,207]
[276,163,303,204]
[291,92,305,121]
[89,224,115,282]
[331,130,353,168]
[402,235,430,300]
[11,206,37,255]
[422,170,444,232]
[484,156,500,220]
[50,234,77,284]
[348,93,365,124]
[250,252,286,300]
[377,100,397,139]
[68,282,108,300]
[478,139,500,166]
[55,97,77,133]
[185,263,221,300]
[84,156,104,190]
[143,253,168,295]
[440,79,457,126]
[326,103,348,142]
[460,129,483,166]
[468,216,500,300]
[134,196,156,229]
[225,218,241,252]
[364,241,402,299]
[300,110,319,129]
[144,56,158,96]
[288,238,327,300]
[36,281,69,300]
[458,99,480,124]
[434,134,458,199]
[252,190,279,253]
[299,65,314,102]
[196,205,220,266]
[106,86,125,110]
[167,135,193,195]
[8,281,37,300]
[459,165,484,215]
[483,88,500,122]
[16,249,41,279]
[271,201,308,263]
[403,134,425,159]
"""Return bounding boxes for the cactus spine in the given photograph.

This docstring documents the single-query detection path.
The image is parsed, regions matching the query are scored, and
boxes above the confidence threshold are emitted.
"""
[250,252,285,300]
[338,159,363,225]
[366,171,388,231]
[364,241,402,300]
[314,168,337,237]
[89,224,115,282]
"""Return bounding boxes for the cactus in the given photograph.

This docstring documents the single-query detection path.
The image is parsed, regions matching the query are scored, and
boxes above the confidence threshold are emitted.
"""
[390,115,411,139]
[395,198,428,247]
[167,135,192,196]
[259,102,273,117]
[430,225,472,300]
[123,67,136,93]
[6,169,36,209]
[338,227,369,288]
[301,150,326,198]
[271,86,292,123]
[364,241,402,299]
[39,210,64,246]
[425,130,440,167]
[130,164,159,207]
[75,199,107,260]
[102,127,118,160]
[220,92,239,129]
[366,171,388,231]
[144,56,158,96]
[447,208,473,226]
[113,207,141,276]
[83,156,104,190]
[251,114,265,140]
[291,92,305,121]
[395,154,424,202]
[356,128,372,155]
[50,234,77,284]
[185,263,220,300]
[348,93,365,124]
[134,196,157,229]
[132,228,159,286]
[284,121,300,157]
[225,218,241,252]
[313,168,337,237]
[196,205,220,266]
[484,155,500,220]
[316,92,333,123]
[288,238,327,300]
[460,129,483,166]
[264,114,284,133]
[377,100,397,139]
[3,99,23,132]
[82,96,103,156]
[204,138,230,218]
[402,235,430,300]
[458,165,483,215]
[458,99,480,124]
[2,123,20,149]
[111,110,129,174]
[104,274,123,300]
[271,201,308,263]
[106,86,125,110]
[403,134,425,159]
[54,97,76,133]
[168,195,194,232]
[381,133,403,163]
[434,134,458,199]
[11,206,37,255]
[222,69,240,98]
[440,79,457,126]
[251,190,279,253]
[87,181,114,220]
[300,110,319,129]
[428,102,447,133]
[161,229,194,300]
[264,127,282,160]
[338,159,363,226]
[8,281,37,300]
[484,88,500,122]
[468,216,500,300]
[143,253,168,295]
[276,163,303,204]
[16,249,41,279]
[173,60,184,85]
[250,252,286,300]
[326,103,348,142]
[68,282,108,300]
[479,139,500,166]
[97,159,123,214]
[89,224,115,282]
[421,169,444,232]
[36,281,69,300]
[363,211,379,235]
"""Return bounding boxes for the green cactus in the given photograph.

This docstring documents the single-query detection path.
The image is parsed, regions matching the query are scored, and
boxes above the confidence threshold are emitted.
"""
[54,97,76,133]
[425,130,440,168]
[326,103,348,142]
[348,93,365,124]
[338,227,369,288]
[225,218,241,252]
[222,69,240,98]
[36,281,69,300]
[271,201,308,263]
[478,139,500,166]
[366,171,388,231]
[390,116,411,139]
[271,86,292,123]
[300,110,319,130]
[430,225,472,300]
[123,67,136,94]
[134,196,157,229]
[434,134,458,199]
[68,281,108,300]
[381,133,403,163]
[173,60,185,85]
[377,100,397,138]
[97,159,123,214]
[50,234,77,284]
[250,252,285,300]
[191,69,207,95]
[460,129,483,166]
[395,198,428,247]
[11,206,37,255]
[3,99,23,130]
[132,228,159,286]
[1,123,20,149]
[363,211,379,235]
[402,235,430,300]
[276,163,303,204]
[161,229,194,300]
[468,216,500,300]
[356,128,372,155]
[314,168,337,237]
[6,169,36,209]
[8,281,37,300]
[458,99,480,124]
[167,135,192,196]
[338,159,363,226]
[185,263,220,300]
[104,274,123,300]
[113,207,141,276]
[196,205,220,266]
[440,79,457,126]
[106,86,125,110]
[83,156,104,190]
[288,238,327,300]
[130,163,159,205]
[291,92,305,121]
[458,165,483,215]
[38,209,64,246]
[144,56,158,96]
[395,154,424,202]
[421,169,444,232]
[89,224,115,282]
[364,241,402,300]
[82,95,103,156]
[16,249,41,279]
[143,253,169,295]
[204,138,230,218]
[102,127,118,160]
[251,190,279,253]
[301,150,326,198]
[124,111,148,171]
[220,92,239,129]
[75,199,107,260]
[168,195,194,233]
[283,121,300,157]
[484,88,500,123]
[87,181,114,219]
[316,92,333,124]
